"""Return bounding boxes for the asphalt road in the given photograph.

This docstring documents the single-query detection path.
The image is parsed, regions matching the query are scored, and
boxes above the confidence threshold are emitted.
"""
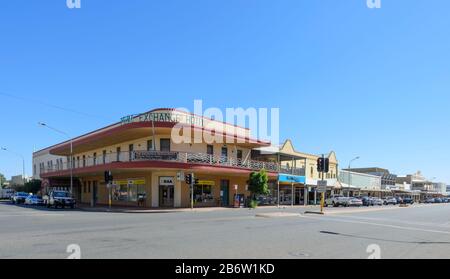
[1,201,450,259]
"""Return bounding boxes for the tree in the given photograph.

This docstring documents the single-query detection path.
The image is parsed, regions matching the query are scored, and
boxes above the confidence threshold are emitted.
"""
[0,173,6,188]
[16,179,42,194]
[248,169,270,200]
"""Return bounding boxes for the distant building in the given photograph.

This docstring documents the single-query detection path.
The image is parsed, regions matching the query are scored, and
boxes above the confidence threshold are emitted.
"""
[396,171,434,192]
[433,182,447,195]
[10,175,30,188]
[344,167,397,190]
[339,170,382,197]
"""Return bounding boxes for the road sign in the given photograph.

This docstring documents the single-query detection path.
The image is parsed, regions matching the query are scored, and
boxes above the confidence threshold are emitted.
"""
[317,180,327,193]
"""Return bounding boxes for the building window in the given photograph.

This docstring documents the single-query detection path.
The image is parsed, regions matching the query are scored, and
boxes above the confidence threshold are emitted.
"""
[129,144,134,161]
[147,140,153,151]
[103,150,106,164]
[33,164,36,175]
[160,139,171,152]
[82,155,86,168]
[116,147,121,162]
[93,153,97,166]
[311,167,314,178]
[237,150,243,160]
[221,147,228,162]
[88,181,91,193]
[77,156,80,168]
[207,145,214,155]
[83,182,86,193]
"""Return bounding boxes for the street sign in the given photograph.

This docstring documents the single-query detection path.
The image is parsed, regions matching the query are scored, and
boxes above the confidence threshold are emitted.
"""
[317,180,327,193]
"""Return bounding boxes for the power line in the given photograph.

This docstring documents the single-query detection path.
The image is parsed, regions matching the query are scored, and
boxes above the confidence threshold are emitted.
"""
[0,91,115,121]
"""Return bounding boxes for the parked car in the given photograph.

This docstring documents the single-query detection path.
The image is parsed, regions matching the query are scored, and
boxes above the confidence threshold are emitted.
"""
[383,197,397,205]
[325,195,349,207]
[11,192,29,204]
[442,198,449,203]
[424,198,435,204]
[0,189,15,200]
[347,197,363,207]
[370,197,383,206]
[395,196,403,204]
[434,198,443,203]
[402,198,415,205]
[43,190,76,209]
[358,196,372,207]
[25,195,45,206]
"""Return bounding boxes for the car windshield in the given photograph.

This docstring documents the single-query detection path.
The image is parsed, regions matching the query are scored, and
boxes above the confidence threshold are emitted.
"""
[54,192,70,198]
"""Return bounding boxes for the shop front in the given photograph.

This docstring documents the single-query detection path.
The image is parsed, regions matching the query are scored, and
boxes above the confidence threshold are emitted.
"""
[277,173,306,206]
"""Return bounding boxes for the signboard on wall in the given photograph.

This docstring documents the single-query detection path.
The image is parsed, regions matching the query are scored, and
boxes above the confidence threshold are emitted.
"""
[197,180,215,186]
[160,177,175,186]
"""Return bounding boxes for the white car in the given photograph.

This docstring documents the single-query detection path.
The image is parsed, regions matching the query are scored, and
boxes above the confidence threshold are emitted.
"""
[347,197,363,207]
[25,195,45,206]
[325,195,350,207]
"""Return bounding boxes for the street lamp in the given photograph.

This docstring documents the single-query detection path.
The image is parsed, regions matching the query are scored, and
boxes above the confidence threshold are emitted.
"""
[347,156,360,197]
[38,122,73,195]
[1,147,26,183]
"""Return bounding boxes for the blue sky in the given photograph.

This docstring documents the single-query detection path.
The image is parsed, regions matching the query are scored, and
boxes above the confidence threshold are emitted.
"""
[0,0,449,184]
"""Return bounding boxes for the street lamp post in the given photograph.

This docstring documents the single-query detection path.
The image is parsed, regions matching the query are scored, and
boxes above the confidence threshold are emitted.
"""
[1,148,26,183]
[347,156,360,197]
[38,123,73,195]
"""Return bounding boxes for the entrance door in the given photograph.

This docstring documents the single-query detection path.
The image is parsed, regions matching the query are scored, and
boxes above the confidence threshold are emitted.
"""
[159,185,174,207]
[220,180,229,206]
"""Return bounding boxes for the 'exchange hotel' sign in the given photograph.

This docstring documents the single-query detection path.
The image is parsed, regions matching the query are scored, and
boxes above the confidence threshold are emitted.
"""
[120,111,204,127]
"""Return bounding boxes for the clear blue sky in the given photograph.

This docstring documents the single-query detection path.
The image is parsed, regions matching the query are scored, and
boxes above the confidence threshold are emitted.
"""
[0,0,449,184]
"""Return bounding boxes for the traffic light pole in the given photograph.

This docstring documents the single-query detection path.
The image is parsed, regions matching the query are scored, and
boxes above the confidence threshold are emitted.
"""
[320,154,325,214]
[191,173,194,210]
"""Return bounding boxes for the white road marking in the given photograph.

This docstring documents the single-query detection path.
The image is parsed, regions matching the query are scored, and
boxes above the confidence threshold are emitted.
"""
[302,215,450,236]
[0,213,65,217]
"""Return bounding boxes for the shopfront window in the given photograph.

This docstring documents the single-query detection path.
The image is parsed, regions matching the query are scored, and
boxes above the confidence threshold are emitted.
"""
[112,179,146,204]
[194,183,215,206]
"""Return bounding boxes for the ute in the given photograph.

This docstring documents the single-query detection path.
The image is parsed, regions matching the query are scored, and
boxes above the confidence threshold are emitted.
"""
[44,190,76,209]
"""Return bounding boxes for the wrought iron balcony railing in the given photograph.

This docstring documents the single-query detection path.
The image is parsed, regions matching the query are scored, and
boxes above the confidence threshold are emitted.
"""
[40,150,305,176]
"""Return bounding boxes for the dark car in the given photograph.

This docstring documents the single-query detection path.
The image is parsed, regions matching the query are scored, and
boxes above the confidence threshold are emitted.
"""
[402,198,415,205]
[359,196,371,207]
[11,192,29,204]
[434,198,443,203]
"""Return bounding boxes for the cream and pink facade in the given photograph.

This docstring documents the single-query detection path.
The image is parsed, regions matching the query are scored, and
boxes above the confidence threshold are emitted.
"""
[33,108,292,208]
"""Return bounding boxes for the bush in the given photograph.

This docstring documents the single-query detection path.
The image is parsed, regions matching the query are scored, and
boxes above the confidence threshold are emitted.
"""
[249,199,258,209]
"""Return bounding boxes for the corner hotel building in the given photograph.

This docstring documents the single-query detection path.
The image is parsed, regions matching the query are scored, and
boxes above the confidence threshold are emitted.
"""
[33,108,332,208]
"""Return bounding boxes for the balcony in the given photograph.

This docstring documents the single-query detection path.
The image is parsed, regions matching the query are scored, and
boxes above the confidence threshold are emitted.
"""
[40,151,306,176]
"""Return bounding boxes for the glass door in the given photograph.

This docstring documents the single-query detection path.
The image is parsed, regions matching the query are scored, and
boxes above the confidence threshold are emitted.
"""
[159,185,174,207]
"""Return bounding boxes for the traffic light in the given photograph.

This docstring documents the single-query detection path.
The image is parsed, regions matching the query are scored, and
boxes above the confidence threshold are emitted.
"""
[317,158,330,173]
[185,174,192,185]
[104,171,113,183]
[317,158,324,173]
[324,158,330,173]
[194,179,199,185]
